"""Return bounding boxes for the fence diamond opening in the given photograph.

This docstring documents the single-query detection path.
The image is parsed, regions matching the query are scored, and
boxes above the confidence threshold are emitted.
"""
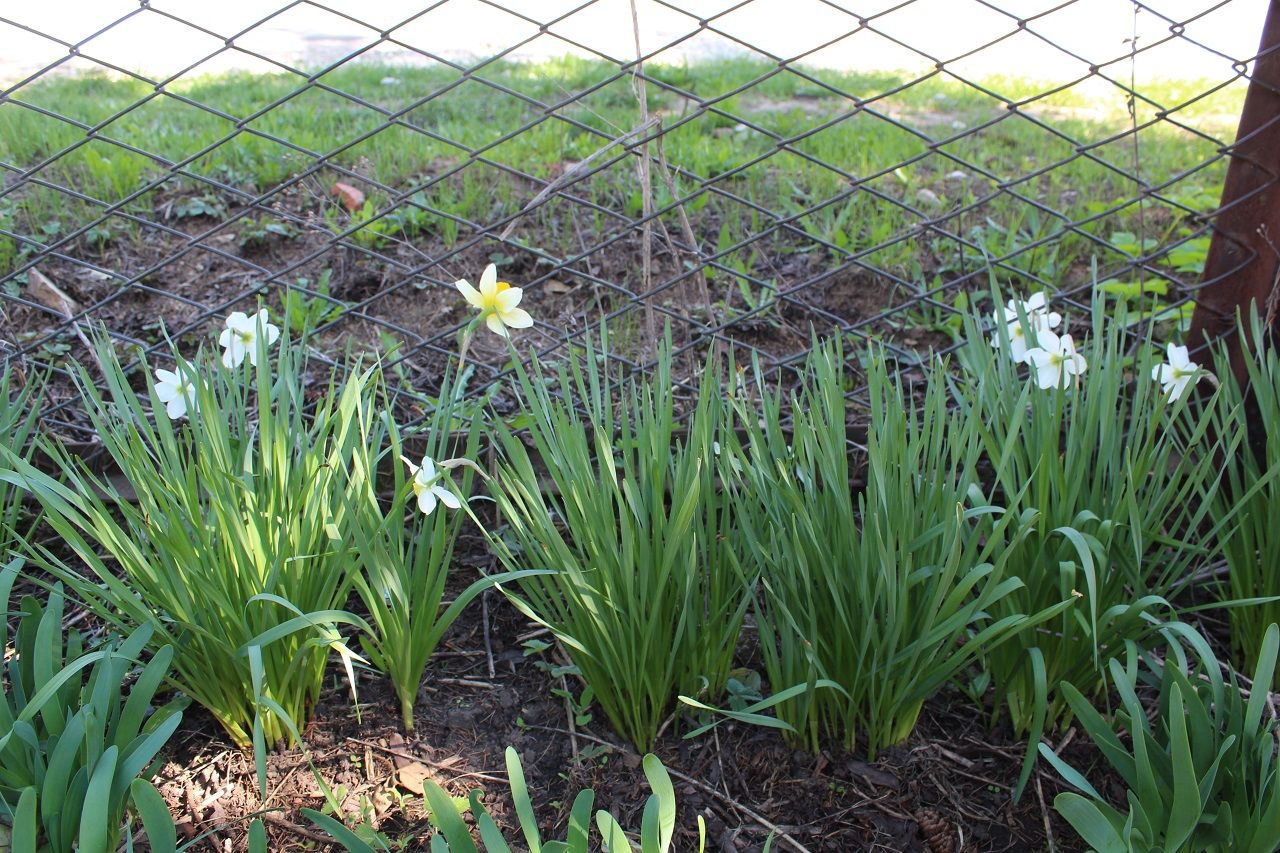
[0,0,1272,436]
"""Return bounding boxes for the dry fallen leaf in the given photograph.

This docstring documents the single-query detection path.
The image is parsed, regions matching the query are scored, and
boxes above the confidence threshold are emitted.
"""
[331,182,366,212]
[396,761,432,796]
[28,268,82,316]
[545,278,571,294]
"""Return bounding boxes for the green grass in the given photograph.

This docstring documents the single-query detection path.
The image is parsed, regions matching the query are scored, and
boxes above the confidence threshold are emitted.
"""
[0,56,1245,297]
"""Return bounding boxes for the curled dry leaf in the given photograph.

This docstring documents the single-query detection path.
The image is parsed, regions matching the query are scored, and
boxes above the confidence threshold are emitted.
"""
[331,181,366,212]
[396,761,432,796]
[28,268,82,316]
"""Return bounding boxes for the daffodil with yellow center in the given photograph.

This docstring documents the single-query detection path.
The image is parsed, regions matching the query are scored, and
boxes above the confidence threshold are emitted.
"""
[455,263,534,338]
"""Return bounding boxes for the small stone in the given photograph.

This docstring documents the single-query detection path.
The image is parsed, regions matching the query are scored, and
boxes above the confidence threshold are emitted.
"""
[916,188,942,208]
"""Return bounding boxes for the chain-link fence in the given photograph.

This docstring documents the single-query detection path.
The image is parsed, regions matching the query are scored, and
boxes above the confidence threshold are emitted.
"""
[0,0,1273,436]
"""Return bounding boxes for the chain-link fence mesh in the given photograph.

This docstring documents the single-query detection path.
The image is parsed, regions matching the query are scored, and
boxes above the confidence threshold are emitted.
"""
[0,0,1271,436]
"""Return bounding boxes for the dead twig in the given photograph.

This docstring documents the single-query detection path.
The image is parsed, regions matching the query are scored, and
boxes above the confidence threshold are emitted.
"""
[496,117,660,243]
[262,813,340,845]
[629,0,657,345]
[345,738,508,785]
[1035,775,1058,853]
[653,134,719,335]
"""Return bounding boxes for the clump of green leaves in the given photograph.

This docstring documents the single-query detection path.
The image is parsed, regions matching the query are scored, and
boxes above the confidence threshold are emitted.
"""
[490,332,750,752]
[720,340,1057,757]
[348,367,532,729]
[1205,308,1280,683]
[0,559,183,853]
[953,291,1227,735]
[0,324,372,747]
[1042,625,1280,853]
[0,363,42,555]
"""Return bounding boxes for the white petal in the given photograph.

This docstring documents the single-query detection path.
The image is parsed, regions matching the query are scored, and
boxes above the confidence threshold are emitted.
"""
[164,395,187,419]
[494,286,523,312]
[419,456,437,479]
[1043,310,1062,330]
[434,485,461,510]
[222,342,246,368]
[1026,349,1059,388]
[500,307,533,329]
[263,322,281,347]
[455,279,484,310]
[217,328,234,348]
[1033,329,1061,352]
[1035,365,1062,389]
[225,311,251,332]
[155,368,179,385]
[479,263,498,293]
[485,313,510,337]
[1024,292,1047,311]
[417,487,438,516]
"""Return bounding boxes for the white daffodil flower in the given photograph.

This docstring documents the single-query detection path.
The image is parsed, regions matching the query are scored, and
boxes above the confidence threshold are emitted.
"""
[153,365,199,420]
[1003,292,1061,327]
[455,263,534,338]
[990,292,1062,363]
[1151,343,1205,401]
[1025,330,1087,389]
[218,308,281,368]
[407,455,463,516]
[993,320,1039,364]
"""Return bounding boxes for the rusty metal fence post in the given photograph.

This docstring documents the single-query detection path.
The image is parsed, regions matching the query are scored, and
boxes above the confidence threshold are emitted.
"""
[1191,0,1280,381]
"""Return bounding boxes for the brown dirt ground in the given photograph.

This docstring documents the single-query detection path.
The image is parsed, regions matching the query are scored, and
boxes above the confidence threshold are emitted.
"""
[143,537,1100,853]
[2,179,1113,438]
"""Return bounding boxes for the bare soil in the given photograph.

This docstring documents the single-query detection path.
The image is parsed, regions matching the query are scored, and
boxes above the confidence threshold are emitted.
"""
[145,537,1098,853]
